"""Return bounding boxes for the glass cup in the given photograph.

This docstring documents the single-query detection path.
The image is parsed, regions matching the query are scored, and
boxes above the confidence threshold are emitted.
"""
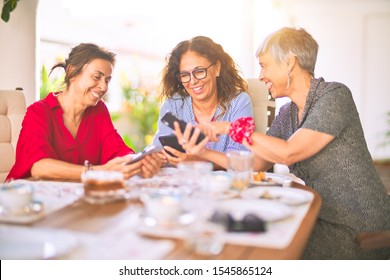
[81,170,126,204]
[187,220,225,256]
[226,151,253,190]
[177,161,213,193]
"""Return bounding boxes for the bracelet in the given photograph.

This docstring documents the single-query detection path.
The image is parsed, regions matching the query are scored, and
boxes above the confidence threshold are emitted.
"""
[228,117,255,145]
[84,160,93,173]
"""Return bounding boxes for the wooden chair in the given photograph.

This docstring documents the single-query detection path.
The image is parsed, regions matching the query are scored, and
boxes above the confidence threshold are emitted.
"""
[246,78,275,134]
[0,88,26,182]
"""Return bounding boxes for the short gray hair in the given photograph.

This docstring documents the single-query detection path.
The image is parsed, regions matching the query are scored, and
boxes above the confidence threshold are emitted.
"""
[256,27,319,76]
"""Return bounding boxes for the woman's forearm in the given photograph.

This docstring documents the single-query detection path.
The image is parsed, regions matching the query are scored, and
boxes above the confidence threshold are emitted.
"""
[31,158,85,180]
[198,149,229,170]
[246,133,291,165]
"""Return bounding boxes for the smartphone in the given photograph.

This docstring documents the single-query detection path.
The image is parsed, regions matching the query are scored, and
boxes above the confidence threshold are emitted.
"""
[159,134,186,157]
[160,112,206,143]
[125,145,163,165]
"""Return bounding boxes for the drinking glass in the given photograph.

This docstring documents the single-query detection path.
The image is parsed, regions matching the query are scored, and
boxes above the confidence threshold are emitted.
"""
[177,161,213,193]
[187,220,225,256]
[226,151,253,190]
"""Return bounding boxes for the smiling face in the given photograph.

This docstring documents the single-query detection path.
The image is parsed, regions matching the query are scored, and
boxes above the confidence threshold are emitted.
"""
[70,58,113,106]
[258,52,290,99]
[179,51,220,103]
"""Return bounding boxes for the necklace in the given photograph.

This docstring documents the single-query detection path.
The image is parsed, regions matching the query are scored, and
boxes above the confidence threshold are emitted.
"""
[63,112,81,127]
[59,94,82,127]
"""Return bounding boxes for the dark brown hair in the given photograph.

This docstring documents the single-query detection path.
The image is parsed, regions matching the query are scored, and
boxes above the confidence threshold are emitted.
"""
[160,36,247,116]
[50,43,116,89]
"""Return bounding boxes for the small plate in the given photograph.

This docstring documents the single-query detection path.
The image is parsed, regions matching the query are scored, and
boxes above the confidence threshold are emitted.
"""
[250,172,292,186]
[217,199,293,222]
[240,186,314,206]
[83,189,128,204]
[0,225,78,259]
[0,201,45,224]
[140,209,195,228]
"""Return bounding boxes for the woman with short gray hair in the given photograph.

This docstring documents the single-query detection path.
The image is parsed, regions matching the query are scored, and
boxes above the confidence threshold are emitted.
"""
[178,27,390,259]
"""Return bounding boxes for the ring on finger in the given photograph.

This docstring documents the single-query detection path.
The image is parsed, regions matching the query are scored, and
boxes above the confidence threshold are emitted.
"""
[180,139,187,145]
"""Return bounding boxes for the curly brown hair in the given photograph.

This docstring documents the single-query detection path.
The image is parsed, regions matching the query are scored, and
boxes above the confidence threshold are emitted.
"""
[160,36,247,116]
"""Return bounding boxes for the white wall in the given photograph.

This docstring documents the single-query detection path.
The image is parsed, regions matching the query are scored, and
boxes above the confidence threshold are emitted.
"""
[281,0,390,159]
[0,0,39,106]
[1,0,389,159]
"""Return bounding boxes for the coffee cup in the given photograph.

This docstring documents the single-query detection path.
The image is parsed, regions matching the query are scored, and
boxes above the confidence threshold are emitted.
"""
[202,172,232,193]
[140,190,183,225]
[0,182,34,214]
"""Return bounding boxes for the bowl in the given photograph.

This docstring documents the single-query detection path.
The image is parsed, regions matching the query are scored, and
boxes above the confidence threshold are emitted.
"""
[204,173,232,193]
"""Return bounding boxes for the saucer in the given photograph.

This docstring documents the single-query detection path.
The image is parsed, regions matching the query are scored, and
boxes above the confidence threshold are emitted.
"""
[83,189,128,204]
[0,201,46,224]
[140,210,195,228]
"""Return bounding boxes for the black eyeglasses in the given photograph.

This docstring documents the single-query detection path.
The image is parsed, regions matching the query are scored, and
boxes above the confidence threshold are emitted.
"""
[175,62,216,83]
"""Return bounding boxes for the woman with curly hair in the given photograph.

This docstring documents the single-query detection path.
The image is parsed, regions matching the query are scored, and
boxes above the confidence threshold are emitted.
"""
[152,36,255,169]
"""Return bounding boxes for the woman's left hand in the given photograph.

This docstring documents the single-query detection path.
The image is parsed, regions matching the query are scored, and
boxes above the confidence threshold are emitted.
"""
[103,155,142,180]
[173,121,209,156]
[138,152,163,178]
[161,147,188,167]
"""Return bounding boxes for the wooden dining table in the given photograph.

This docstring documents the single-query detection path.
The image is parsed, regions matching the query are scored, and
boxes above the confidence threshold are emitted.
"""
[25,179,321,260]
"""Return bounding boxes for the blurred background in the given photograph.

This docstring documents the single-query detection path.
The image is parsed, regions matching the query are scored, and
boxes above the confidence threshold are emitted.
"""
[1,0,389,159]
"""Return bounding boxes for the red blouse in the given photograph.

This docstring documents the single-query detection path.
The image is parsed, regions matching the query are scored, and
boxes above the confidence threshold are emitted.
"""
[6,93,134,180]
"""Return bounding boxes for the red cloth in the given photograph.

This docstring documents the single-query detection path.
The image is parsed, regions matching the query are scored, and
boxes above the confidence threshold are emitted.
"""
[229,117,255,145]
[6,92,134,180]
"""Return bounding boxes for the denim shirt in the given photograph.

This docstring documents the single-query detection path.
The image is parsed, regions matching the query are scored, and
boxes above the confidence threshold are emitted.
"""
[152,92,254,153]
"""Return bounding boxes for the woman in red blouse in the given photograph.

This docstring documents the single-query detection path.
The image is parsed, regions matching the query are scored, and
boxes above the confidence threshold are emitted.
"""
[6,43,162,181]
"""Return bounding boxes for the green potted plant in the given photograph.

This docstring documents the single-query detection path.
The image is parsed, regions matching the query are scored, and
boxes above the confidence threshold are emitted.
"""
[111,75,160,152]
[39,65,65,99]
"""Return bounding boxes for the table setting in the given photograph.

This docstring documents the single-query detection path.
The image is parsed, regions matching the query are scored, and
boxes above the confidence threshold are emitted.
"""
[124,161,315,255]
[0,157,320,259]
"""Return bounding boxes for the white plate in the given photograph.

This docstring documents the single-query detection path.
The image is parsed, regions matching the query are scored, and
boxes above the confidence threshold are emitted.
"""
[217,199,293,222]
[240,187,314,206]
[251,172,292,186]
[0,225,78,259]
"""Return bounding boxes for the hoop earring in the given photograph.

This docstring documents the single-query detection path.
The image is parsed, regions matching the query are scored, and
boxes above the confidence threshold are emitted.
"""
[287,71,291,89]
